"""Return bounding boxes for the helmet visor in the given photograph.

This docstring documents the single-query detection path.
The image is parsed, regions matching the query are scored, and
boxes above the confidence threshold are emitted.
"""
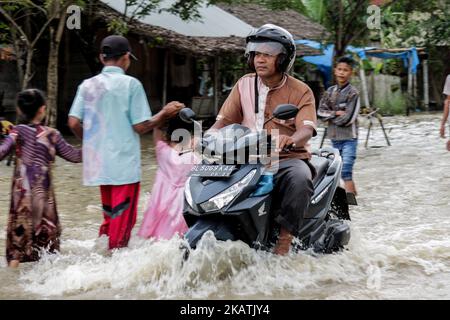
[245,41,286,56]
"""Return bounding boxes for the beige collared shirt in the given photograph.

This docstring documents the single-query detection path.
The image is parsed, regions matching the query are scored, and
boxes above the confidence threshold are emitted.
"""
[217,73,317,160]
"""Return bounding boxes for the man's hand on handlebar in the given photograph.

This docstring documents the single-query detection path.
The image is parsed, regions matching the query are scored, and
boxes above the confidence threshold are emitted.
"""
[277,134,296,152]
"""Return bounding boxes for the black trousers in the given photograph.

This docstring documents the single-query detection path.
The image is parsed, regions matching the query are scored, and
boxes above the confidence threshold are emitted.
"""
[271,159,315,235]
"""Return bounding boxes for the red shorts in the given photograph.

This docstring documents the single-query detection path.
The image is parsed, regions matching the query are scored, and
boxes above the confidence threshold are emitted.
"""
[99,182,140,249]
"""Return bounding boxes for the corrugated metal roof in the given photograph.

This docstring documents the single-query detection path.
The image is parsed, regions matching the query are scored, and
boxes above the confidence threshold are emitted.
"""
[218,3,329,41]
[101,0,254,37]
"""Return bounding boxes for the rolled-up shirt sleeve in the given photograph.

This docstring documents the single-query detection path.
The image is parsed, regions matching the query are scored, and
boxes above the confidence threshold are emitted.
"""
[129,79,152,125]
[296,87,317,136]
[69,84,85,121]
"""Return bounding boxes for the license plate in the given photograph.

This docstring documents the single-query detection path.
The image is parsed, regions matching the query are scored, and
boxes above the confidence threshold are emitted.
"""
[189,164,235,177]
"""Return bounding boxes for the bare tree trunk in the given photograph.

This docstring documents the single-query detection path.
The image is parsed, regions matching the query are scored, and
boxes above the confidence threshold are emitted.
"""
[336,0,344,58]
[1,4,57,91]
[46,3,69,128]
[22,47,34,89]
[46,34,58,127]
[330,0,345,85]
[0,8,33,90]
[11,29,24,88]
[22,10,34,89]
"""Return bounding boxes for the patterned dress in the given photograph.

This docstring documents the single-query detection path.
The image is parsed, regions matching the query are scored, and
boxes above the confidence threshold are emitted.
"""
[0,124,82,263]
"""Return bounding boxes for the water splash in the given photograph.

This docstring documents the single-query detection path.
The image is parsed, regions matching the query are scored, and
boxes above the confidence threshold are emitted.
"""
[1,115,449,299]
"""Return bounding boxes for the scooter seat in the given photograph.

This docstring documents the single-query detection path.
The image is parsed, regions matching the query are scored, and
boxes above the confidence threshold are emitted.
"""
[310,155,330,187]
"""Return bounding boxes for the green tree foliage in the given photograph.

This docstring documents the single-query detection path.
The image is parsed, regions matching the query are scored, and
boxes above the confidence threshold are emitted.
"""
[0,0,213,127]
[382,0,450,47]
[301,0,326,25]
[0,21,10,43]
[306,1,376,58]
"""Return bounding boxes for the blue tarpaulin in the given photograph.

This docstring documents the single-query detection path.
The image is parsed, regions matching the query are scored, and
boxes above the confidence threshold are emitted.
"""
[295,40,420,88]
[354,47,420,73]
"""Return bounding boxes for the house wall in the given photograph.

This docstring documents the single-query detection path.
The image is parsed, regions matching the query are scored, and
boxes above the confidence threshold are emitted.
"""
[127,36,167,113]
[352,73,409,115]
[59,31,171,120]
[372,74,404,112]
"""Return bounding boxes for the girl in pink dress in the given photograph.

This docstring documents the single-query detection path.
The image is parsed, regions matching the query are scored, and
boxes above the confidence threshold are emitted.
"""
[138,115,197,240]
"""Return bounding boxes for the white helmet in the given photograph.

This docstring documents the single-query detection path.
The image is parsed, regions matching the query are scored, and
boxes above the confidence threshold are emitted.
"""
[245,24,296,72]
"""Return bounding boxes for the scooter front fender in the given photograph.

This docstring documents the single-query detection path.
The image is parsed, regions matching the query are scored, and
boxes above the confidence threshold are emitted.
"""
[184,218,235,249]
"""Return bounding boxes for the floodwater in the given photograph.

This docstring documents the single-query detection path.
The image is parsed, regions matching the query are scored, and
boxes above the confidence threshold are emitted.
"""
[0,114,449,300]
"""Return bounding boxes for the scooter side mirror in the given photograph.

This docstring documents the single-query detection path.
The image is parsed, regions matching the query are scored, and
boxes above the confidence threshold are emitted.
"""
[179,108,196,123]
[272,104,299,120]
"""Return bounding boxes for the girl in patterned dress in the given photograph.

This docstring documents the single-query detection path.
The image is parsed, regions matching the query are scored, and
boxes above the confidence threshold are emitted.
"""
[0,89,82,268]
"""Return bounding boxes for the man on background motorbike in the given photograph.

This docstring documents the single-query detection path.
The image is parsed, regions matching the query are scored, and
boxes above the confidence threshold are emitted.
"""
[209,24,317,255]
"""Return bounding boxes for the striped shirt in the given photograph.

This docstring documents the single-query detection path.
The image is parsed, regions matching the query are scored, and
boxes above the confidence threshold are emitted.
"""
[0,124,81,166]
[318,82,360,140]
[0,124,81,263]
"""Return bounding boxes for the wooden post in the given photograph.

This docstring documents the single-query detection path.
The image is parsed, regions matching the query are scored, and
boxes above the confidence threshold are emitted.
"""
[62,29,71,120]
[370,71,375,105]
[408,66,412,96]
[407,59,413,96]
[407,55,413,115]
[359,65,370,108]
[365,118,372,148]
[423,59,429,112]
[376,113,391,146]
[413,72,418,110]
[162,50,169,107]
[213,56,220,115]
[141,38,150,96]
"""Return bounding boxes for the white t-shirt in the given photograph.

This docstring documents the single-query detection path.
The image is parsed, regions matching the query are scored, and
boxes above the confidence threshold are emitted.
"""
[443,75,450,96]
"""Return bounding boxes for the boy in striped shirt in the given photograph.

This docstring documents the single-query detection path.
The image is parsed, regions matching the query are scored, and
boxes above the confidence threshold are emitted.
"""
[318,56,361,196]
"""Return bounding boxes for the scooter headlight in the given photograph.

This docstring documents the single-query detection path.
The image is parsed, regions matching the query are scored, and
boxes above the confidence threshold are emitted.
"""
[184,177,194,208]
[200,169,256,212]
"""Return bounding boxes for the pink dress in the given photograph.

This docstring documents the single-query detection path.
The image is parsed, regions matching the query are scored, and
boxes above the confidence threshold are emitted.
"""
[138,141,197,240]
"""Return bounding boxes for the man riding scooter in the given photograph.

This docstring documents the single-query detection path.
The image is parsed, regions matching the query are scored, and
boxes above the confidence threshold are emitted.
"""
[208,24,317,255]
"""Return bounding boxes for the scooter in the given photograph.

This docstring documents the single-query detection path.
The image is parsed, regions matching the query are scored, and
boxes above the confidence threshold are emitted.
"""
[181,104,354,254]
